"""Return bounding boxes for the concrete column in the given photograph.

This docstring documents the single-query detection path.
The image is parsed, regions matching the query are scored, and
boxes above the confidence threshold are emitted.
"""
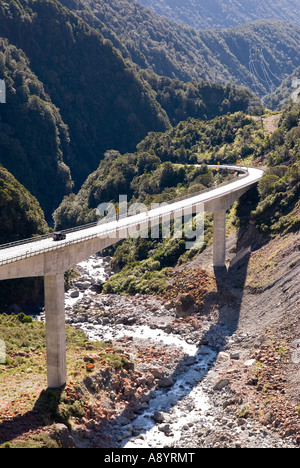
[44,274,67,388]
[213,211,226,268]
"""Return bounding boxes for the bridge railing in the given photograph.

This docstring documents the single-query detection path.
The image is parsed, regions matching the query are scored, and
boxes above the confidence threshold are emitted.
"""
[0,165,252,265]
[0,210,170,266]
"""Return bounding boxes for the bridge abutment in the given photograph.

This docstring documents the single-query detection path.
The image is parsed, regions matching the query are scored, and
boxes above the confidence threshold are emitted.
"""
[44,274,67,388]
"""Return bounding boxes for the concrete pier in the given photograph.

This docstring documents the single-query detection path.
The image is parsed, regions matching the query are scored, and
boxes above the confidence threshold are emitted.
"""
[44,274,67,388]
[213,211,226,268]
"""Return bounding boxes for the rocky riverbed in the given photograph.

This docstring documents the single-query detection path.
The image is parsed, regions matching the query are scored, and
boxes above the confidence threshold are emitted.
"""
[42,252,299,449]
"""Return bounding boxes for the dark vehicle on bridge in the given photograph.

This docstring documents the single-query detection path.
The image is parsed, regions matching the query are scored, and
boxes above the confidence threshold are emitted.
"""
[53,231,66,241]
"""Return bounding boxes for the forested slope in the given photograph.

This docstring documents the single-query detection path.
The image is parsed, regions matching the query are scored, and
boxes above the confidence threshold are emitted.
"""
[0,39,73,218]
[138,0,300,30]
[62,0,300,96]
[0,0,170,193]
[0,0,256,220]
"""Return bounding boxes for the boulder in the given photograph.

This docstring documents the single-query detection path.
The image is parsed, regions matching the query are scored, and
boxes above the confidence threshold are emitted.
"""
[75,281,90,290]
[69,290,80,298]
[153,411,165,423]
[50,423,75,448]
[157,376,174,388]
[174,293,195,317]
[213,378,230,391]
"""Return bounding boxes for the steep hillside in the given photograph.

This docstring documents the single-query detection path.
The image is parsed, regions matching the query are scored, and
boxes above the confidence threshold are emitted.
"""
[141,73,253,126]
[264,67,300,110]
[53,103,299,298]
[0,0,169,190]
[138,0,300,30]
[0,39,73,218]
[61,0,300,97]
[0,165,49,311]
[0,166,48,244]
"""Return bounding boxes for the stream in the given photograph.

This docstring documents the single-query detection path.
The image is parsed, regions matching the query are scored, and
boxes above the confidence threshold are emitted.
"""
[61,254,219,447]
[43,253,296,448]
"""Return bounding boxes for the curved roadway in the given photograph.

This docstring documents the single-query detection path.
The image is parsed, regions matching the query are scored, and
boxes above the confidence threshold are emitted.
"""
[0,165,264,267]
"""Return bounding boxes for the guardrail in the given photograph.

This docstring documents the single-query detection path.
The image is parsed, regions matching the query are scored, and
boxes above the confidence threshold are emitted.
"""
[0,210,169,266]
[0,165,257,267]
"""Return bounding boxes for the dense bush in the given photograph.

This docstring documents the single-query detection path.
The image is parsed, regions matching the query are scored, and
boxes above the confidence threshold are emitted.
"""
[0,39,73,218]
[141,72,253,125]
[62,0,300,96]
[251,104,300,235]
[0,166,48,244]
[0,0,170,193]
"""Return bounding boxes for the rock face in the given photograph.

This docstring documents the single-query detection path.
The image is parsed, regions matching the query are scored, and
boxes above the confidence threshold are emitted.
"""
[65,255,112,308]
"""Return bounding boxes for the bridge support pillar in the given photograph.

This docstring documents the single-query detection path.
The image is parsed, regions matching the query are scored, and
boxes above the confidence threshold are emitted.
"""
[213,211,226,268]
[44,274,67,389]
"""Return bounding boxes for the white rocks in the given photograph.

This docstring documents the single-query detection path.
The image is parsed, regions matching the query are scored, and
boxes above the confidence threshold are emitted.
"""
[244,359,256,367]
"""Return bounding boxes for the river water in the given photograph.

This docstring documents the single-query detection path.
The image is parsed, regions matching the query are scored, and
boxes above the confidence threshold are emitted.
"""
[62,254,219,448]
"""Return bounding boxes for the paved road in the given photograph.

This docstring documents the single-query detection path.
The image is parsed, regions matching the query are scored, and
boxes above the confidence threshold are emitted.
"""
[0,165,264,266]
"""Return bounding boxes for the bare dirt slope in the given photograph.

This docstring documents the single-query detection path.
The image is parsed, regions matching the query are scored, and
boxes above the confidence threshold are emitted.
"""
[170,227,300,443]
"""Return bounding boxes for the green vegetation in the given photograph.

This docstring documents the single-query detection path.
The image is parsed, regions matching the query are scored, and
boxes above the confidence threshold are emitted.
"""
[0,39,73,218]
[0,166,49,311]
[137,112,261,165]
[251,105,300,235]
[142,72,253,126]
[63,0,300,96]
[53,147,227,229]
[0,166,48,244]
[138,0,300,30]
[0,0,169,194]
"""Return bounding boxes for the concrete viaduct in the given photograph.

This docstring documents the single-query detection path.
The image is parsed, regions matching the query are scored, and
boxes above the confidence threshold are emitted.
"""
[0,165,264,388]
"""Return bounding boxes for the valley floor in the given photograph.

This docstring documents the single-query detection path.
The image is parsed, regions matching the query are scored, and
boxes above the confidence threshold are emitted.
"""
[0,230,299,448]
